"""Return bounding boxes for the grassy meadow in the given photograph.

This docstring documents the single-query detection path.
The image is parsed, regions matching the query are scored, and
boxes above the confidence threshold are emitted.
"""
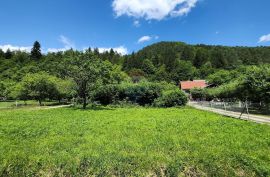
[0,107,269,176]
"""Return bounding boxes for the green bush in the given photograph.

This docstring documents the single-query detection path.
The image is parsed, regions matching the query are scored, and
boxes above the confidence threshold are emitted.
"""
[190,88,206,100]
[92,84,120,105]
[154,89,188,107]
[93,81,177,106]
[120,82,163,106]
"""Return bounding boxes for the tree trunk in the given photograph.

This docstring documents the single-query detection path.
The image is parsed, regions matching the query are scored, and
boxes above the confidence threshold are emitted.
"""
[38,99,42,106]
[83,96,87,109]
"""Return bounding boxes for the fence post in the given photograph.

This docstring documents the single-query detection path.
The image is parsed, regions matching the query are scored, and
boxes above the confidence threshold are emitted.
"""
[223,101,227,111]
[239,101,245,119]
[246,101,250,120]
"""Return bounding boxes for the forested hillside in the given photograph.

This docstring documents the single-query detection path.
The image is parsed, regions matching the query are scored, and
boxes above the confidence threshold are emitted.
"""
[1,41,270,84]
[1,41,270,105]
[123,42,270,83]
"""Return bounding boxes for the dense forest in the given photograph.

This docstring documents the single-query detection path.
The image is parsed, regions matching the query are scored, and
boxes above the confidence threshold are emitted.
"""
[1,41,270,84]
[0,41,269,108]
[123,42,270,83]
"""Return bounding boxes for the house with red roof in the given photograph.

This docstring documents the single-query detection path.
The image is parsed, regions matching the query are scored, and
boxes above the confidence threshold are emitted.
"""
[180,80,207,92]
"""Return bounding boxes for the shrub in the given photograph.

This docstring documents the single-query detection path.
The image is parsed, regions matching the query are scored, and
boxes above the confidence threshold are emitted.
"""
[93,81,177,106]
[154,89,188,107]
[190,88,206,100]
[120,82,163,106]
[92,84,120,105]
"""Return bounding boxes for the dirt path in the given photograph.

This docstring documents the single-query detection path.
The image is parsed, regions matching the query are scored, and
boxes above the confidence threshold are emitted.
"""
[42,105,72,109]
[29,104,72,110]
[189,102,270,125]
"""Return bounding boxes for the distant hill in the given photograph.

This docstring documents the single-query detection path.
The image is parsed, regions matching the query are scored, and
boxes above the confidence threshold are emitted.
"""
[122,41,270,83]
[135,41,270,68]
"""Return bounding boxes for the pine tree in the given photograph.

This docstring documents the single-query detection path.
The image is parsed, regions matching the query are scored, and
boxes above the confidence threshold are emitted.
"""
[4,49,13,59]
[31,41,42,60]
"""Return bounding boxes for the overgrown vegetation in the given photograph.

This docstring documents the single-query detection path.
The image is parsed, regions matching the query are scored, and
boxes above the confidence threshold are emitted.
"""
[92,81,183,106]
[1,41,270,108]
[190,65,270,109]
[0,107,269,176]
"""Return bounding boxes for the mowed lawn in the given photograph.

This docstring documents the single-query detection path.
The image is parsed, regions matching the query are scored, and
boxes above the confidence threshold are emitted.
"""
[0,107,269,176]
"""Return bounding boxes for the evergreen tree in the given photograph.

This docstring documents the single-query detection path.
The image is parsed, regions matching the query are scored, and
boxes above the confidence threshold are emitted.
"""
[0,49,4,58]
[194,48,209,68]
[4,49,13,59]
[31,41,42,60]
[141,59,156,75]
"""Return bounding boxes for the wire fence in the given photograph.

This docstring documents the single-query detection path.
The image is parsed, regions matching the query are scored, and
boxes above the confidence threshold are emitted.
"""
[191,101,270,116]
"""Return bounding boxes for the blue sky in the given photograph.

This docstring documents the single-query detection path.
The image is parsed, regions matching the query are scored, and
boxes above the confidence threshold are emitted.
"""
[0,0,270,54]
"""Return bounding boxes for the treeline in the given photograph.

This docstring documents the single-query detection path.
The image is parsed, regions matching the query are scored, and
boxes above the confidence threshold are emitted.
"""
[123,42,270,83]
[0,42,187,108]
[1,41,270,108]
[191,65,270,106]
[1,41,270,84]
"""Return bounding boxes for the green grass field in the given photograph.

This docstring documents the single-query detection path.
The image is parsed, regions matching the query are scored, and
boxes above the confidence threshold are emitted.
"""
[0,107,269,176]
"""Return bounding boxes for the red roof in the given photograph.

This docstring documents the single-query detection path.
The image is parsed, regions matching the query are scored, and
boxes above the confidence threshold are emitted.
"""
[180,80,207,90]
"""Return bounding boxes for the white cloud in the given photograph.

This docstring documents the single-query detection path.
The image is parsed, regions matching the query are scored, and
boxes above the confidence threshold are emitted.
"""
[138,35,159,43]
[47,47,69,53]
[47,35,75,53]
[84,46,128,55]
[0,44,32,52]
[138,36,152,43]
[99,46,128,55]
[258,34,270,43]
[133,20,140,27]
[112,0,198,20]
[59,35,75,48]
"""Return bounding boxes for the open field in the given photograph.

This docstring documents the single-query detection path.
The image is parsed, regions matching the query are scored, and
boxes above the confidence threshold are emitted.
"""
[0,107,269,176]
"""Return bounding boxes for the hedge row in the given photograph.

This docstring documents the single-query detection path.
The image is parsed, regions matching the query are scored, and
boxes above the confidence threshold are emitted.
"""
[92,82,187,107]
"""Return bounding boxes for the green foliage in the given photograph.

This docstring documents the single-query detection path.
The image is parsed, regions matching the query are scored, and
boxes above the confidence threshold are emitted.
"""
[190,88,206,100]
[205,65,270,104]
[207,69,238,86]
[170,60,196,84]
[4,49,13,59]
[0,80,17,99]
[124,42,270,83]
[141,59,156,75]
[1,40,270,107]
[197,61,215,78]
[120,82,166,106]
[93,81,177,106]
[207,80,240,100]
[15,72,60,105]
[150,64,170,82]
[128,68,145,83]
[30,41,42,60]
[154,89,188,107]
[0,82,5,98]
[92,84,120,105]
[53,78,76,101]
[64,51,126,109]
[239,65,270,103]
[194,47,209,68]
